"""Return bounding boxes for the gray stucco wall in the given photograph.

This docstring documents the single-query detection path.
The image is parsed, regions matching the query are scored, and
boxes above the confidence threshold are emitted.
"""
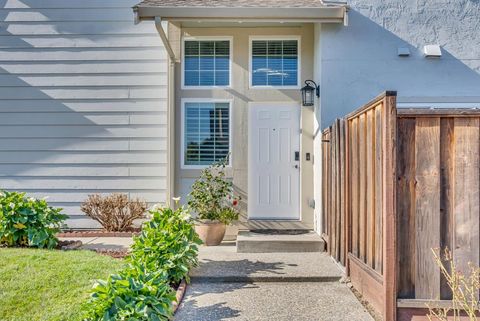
[319,0,480,128]
[0,0,168,228]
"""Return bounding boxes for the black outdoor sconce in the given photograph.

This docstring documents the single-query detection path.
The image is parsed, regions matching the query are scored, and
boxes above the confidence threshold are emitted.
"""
[301,80,320,106]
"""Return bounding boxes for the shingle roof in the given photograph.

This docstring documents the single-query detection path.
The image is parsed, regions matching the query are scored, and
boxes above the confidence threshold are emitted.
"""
[135,0,328,8]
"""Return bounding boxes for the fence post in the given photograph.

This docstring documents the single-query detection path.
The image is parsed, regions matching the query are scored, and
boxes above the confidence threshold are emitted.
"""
[382,91,397,321]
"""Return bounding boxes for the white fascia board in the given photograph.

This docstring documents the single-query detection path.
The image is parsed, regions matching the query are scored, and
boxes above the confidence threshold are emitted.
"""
[136,6,346,23]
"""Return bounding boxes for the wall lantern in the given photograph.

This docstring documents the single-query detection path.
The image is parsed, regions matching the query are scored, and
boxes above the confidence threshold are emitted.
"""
[301,80,320,106]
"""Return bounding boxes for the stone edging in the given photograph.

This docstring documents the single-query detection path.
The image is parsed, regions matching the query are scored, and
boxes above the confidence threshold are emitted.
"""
[58,231,139,238]
[173,279,187,314]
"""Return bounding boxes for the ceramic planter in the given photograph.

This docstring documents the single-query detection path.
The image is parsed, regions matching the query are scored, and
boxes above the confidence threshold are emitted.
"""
[195,220,226,246]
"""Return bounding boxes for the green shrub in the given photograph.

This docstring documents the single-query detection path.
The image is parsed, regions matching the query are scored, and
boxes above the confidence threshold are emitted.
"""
[129,205,202,284]
[83,264,175,321]
[0,190,67,249]
[83,204,202,320]
[187,157,240,225]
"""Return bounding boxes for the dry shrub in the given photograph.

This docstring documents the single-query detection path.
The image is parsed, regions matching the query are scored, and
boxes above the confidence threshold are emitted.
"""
[428,248,480,321]
[81,194,147,232]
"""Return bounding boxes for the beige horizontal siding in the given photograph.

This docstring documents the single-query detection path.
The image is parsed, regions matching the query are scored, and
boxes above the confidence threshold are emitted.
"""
[0,1,168,228]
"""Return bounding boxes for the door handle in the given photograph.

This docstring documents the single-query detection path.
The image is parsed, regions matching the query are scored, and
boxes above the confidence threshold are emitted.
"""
[294,164,299,169]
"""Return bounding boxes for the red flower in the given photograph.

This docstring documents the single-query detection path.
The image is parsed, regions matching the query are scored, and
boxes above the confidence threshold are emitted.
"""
[232,199,238,206]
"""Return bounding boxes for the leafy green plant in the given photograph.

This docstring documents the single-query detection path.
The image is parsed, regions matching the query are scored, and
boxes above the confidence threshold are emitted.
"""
[0,190,67,249]
[128,205,202,284]
[83,264,175,321]
[187,157,240,225]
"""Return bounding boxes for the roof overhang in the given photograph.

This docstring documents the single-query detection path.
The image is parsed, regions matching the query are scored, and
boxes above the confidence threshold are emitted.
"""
[133,5,348,25]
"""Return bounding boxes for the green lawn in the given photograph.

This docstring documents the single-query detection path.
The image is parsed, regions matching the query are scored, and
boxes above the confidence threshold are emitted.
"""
[0,248,124,321]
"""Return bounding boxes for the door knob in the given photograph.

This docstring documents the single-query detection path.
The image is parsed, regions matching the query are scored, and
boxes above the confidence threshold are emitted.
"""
[294,165,299,169]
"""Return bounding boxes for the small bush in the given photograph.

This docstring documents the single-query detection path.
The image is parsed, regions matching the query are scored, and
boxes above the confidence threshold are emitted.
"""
[188,157,240,225]
[427,248,480,321]
[81,194,147,232]
[129,205,202,284]
[0,190,67,249]
[83,264,176,321]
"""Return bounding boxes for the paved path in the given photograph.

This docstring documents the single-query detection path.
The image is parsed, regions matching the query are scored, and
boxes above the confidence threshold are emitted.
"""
[175,244,373,321]
[59,236,133,250]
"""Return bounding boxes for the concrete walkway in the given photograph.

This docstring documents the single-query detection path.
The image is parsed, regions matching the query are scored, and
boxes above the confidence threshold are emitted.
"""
[175,244,373,321]
[59,236,133,250]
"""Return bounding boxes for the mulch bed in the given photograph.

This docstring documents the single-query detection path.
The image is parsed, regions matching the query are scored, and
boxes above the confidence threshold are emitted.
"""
[58,229,140,238]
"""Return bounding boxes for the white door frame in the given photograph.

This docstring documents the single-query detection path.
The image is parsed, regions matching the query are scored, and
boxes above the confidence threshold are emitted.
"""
[248,102,301,220]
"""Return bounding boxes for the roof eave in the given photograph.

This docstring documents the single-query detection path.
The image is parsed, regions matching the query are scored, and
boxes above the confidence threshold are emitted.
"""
[134,6,347,23]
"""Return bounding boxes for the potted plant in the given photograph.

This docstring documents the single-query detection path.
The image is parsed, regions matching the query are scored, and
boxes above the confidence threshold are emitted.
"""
[187,157,240,246]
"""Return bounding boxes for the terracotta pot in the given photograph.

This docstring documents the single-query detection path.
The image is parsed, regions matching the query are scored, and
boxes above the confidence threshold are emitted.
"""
[195,220,226,246]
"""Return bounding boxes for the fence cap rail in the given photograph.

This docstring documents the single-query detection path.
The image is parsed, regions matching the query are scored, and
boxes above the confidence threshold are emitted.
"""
[398,108,480,117]
[345,91,397,120]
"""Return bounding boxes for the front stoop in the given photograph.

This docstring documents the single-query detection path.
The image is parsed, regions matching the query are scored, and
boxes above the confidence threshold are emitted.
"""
[236,230,325,253]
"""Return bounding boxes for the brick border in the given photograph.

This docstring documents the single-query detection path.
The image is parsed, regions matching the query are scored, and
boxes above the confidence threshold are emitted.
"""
[58,230,140,238]
[173,279,187,314]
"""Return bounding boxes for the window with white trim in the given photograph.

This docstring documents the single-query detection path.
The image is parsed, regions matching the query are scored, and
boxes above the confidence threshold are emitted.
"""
[183,102,230,167]
[251,39,299,87]
[183,39,230,87]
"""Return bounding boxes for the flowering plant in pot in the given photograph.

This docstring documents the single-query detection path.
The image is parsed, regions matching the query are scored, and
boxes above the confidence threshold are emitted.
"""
[187,157,240,246]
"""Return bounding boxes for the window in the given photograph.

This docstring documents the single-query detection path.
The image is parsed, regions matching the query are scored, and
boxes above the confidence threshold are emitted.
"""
[182,101,231,167]
[183,39,231,87]
[251,38,299,87]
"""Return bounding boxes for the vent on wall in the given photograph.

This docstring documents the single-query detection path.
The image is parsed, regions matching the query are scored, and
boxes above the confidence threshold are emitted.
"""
[424,45,442,58]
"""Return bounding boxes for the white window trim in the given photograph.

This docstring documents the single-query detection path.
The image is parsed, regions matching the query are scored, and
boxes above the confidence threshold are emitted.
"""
[181,36,233,90]
[181,98,233,169]
[249,35,301,90]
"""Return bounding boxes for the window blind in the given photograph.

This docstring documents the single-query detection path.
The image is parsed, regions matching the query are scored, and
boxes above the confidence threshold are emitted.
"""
[252,40,298,87]
[184,102,230,166]
[184,40,230,87]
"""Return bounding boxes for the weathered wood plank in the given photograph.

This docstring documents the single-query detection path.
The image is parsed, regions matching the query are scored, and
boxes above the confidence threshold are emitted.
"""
[396,117,416,299]
[414,117,441,299]
[331,121,337,258]
[374,106,383,273]
[439,118,454,300]
[359,113,367,262]
[339,119,346,266]
[383,94,398,321]
[335,119,342,262]
[366,109,375,268]
[351,117,359,257]
[453,117,480,276]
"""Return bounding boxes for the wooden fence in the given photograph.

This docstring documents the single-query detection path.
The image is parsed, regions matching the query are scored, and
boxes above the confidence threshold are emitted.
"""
[322,92,480,320]
[396,109,480,320]
[322,91,397,320]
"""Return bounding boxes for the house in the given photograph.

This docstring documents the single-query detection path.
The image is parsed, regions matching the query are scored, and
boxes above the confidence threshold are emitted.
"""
[1,0,479,232]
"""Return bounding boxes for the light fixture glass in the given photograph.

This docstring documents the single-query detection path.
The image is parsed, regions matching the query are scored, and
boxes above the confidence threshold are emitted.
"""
[301,80,319,106]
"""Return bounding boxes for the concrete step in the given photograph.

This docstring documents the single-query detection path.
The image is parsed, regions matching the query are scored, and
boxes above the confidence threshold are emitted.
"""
[189,243,342,283]
[236,230,325,253]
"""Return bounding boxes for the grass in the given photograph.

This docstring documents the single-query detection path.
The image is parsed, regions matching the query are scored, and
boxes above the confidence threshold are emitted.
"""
[0,248,125,321]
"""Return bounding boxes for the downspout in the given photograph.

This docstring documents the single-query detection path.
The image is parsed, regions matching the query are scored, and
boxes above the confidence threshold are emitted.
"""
[152,17,177,204]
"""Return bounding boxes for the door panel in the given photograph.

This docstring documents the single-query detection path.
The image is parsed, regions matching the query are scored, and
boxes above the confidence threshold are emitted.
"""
[248,103,300,220]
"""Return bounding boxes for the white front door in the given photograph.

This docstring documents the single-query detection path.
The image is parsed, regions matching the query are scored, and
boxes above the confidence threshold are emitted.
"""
[248,103,300,220]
